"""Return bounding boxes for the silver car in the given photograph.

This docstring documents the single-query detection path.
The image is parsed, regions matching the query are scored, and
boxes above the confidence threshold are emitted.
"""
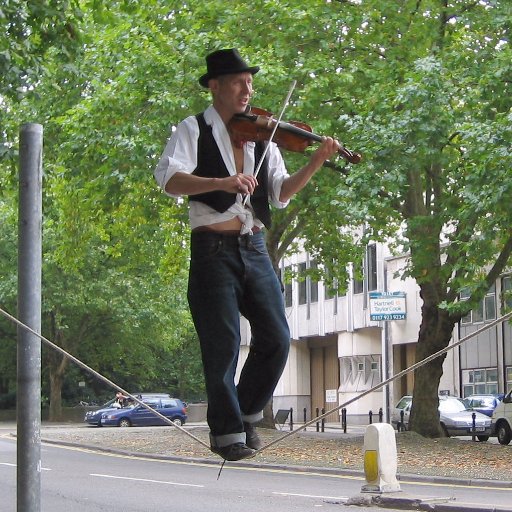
[391,396,492,441]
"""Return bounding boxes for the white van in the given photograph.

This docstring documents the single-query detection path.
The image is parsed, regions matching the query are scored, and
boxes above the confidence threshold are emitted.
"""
[491,389,512,445]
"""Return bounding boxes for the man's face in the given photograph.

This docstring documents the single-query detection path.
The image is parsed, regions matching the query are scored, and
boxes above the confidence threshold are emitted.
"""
[211,72,254,117]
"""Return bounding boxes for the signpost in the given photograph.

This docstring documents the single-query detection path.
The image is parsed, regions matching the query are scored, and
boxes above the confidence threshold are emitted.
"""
[369,292,406,321]
[370,291,406,425]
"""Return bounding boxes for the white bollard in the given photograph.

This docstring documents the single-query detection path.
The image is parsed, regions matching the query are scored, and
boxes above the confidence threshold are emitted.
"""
[361,423,401,493]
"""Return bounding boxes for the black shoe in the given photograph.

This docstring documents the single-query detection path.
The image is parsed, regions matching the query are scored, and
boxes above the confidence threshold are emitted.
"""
[211,442,256,461]
[244,422,263,450]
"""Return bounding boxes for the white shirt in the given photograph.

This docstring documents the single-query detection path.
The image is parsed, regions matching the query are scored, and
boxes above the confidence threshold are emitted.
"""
[153,105,290,232]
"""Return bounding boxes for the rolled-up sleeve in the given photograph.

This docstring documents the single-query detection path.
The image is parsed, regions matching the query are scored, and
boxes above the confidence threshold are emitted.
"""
[153,116,199,197]
[266,143,290,209]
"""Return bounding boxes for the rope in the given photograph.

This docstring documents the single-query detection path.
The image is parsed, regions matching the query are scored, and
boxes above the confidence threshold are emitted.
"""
[3,303,511,457]
[255,309,512,454]
[0,305,210,450]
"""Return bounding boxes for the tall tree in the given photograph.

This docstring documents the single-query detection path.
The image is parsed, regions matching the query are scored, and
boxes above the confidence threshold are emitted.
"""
[321,0,512,436]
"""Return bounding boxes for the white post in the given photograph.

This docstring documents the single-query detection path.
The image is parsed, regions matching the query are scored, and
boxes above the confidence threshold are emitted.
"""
[361,423,401,493]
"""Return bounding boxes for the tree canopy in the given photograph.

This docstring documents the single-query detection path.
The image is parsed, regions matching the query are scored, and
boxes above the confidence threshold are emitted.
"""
[1,0,511,431]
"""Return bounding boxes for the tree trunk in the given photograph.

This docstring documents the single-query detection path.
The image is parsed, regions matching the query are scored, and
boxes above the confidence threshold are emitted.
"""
[48,360,66,421]
[46,309,83,421]
[259,399,276,429]
[409,300,455,437]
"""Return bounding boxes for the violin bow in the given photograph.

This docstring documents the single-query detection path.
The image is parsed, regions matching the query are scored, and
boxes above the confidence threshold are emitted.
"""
[242,80,297,207]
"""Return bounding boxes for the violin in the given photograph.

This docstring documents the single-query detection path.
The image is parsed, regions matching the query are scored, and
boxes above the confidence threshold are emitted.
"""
[228,106,362,164]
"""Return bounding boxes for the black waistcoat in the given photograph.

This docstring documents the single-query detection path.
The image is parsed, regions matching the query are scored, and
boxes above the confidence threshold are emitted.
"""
[188,113,272,229]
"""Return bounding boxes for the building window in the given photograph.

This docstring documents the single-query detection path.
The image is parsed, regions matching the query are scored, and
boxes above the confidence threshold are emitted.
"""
[367,244,378,292]
[353,244,378,294]
[297,259,319,305]
[283,266,293,308]
[507,367,512,393]
[460,284,496,324]
[353,276,364,294]
[310,260,318,304]
[462,367,498,397]
[298,262,307,305]
[324,276,337,300]
[503,276,512,310]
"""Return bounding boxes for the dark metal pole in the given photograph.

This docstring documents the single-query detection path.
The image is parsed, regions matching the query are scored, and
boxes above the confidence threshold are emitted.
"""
[17,123,43,512]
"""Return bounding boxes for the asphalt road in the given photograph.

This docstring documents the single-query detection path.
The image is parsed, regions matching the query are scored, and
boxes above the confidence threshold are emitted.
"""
[1,426,512,512]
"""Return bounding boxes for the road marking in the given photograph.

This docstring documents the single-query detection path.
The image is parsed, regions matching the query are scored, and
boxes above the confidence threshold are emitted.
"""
[273,491,348,501]
[40,442,512,492]
[90,473,204,488]
[0,462,51,471]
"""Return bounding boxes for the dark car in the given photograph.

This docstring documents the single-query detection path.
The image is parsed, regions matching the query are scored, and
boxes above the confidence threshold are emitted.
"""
[100,397,187,427]
[84,398,118,426]
[463,394,504,417]
[84,393,173,426]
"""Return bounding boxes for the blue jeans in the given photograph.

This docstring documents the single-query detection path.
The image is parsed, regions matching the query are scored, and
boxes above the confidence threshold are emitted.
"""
[187,230,290,448]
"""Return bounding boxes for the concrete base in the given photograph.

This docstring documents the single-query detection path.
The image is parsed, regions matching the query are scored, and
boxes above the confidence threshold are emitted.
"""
[347,493,454,508]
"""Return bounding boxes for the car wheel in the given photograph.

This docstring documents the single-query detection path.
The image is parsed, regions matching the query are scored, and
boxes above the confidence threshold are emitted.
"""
[441,424,449,437]
[171,417,183,427]
[477,435,489,442]
[118,418,131,428]
[497,423,512,445]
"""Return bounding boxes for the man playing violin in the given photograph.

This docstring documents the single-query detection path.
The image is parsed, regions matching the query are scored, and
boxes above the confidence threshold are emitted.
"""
[154,48,340,461]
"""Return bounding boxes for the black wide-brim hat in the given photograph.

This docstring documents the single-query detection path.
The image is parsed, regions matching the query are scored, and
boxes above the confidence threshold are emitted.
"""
[199,48,260,88]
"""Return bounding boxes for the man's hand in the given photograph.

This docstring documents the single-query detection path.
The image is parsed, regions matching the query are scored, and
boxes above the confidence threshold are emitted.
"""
[308,136,340,169]
[279,136,341,203]
[222,174,258,195]
[166,171,258,196]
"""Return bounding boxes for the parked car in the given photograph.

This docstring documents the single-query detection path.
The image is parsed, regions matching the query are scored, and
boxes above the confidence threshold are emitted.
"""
[463,394,504,417]
[84,393,172,426]
[491,389,512,445]
[100,397,187,427]
[391,395,412,430]
[84,398,118,426]
[391,395,458,430]
[391,395,492,441]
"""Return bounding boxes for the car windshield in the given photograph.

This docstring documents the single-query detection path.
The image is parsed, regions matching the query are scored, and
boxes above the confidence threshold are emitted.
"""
[396,397,412,409]
[473,397,495,407]
[439,399,466,413]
